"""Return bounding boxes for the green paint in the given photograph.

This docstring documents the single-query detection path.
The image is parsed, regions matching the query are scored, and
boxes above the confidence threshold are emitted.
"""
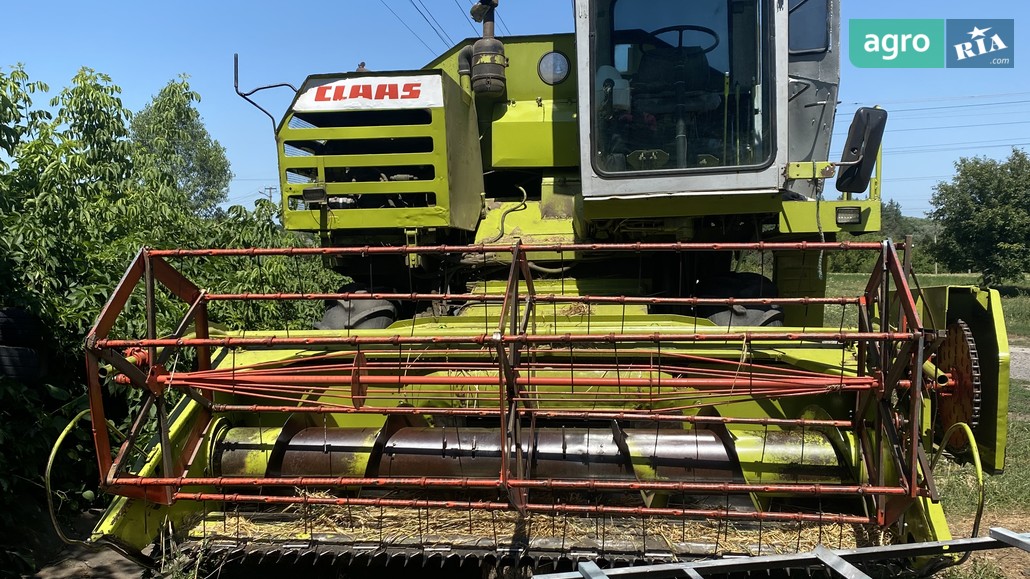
[778,199,881,234]
[278,71,483,234]
[914,285,1010,473]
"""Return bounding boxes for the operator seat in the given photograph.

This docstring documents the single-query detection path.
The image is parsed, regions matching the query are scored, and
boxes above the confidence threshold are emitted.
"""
[626,45,726,168]
[632,46,722,114]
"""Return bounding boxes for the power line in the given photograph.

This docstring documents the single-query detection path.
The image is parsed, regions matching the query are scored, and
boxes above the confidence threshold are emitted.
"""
[225,192,265,203]
[832,119,1030,137]
[864,109,1030,123]
[882,175,951,182]
[408,0,452,48]
[875,99,1030,114]
[840,98,1030,117]
[417,0,456,45]
[841,91,1030,106]
[833,137,1026,153]
[833,108,1030,127]
[889,141,1030,156]
[831,140,1028,160]
[454,0,479,35]
[889,137,1028,150]
[379,0,437,55]
[496,10,513,36]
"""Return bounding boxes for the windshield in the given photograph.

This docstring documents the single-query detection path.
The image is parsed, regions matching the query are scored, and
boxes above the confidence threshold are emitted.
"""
[591,0,771,174]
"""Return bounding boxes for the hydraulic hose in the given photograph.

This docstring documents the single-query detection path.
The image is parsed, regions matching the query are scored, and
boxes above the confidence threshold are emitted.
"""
[46,409,97,549]
[919,422,985,576]
[45,409,151,566]
[482,186,528,244]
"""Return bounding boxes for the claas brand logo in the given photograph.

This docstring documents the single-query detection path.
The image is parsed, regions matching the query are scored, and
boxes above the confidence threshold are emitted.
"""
[313,82,423,102]
[293,75,444,111]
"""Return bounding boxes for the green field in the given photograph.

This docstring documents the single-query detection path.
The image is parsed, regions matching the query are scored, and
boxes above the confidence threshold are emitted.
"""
[824,273,1030,343]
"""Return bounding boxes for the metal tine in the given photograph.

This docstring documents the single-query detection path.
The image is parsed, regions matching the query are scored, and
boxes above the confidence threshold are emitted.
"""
[750,505,762,555]
[303,486,310,535]
[562,510,569,555]
[714,515,722,556]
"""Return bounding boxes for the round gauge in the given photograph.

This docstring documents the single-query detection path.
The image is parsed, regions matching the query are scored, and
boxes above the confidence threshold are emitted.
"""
[538,51,570,85]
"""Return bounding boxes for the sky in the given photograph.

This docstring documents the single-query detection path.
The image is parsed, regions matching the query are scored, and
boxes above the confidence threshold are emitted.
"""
[1,0,1026,217]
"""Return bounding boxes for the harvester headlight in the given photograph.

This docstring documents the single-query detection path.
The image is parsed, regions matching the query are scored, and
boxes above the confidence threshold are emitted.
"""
[835,206,862,225]
[538,51,570,85]
[302,186,327,204]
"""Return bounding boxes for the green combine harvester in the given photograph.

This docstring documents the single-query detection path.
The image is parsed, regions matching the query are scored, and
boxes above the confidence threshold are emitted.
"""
[80,0,1016,576]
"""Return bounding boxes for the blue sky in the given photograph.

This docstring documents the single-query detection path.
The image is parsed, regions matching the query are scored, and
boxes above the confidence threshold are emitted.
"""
[1,1,1026,217]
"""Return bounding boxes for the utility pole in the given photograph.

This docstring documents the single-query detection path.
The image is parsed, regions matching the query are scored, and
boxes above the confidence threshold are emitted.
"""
[263,186,277,202]
[933,225,938,275]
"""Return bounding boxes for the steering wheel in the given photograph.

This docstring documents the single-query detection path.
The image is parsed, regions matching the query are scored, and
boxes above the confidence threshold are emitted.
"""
[650,24,720,54]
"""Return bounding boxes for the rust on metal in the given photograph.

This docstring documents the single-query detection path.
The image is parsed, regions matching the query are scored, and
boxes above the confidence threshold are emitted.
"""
[83,239,936,536]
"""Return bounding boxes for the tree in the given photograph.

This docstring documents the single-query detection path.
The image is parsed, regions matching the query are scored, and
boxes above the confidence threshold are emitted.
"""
[829,199,935,273]
[0,65,337,575]
[930,148,1030,286]
[130,76,232,217]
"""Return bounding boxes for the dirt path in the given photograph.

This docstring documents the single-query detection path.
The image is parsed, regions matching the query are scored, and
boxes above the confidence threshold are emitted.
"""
[29,513,144,579]
[1011,346,1030,382]
[948,512,1030,578]
[30,545,143,579]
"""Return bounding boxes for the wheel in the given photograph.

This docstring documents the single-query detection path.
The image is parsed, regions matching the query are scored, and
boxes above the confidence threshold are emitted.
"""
[694,272,783,327]
[650,24,720,53]
[935,320,982,450]
[315,285,398,330]
[316,302,396,330]
[0,307,41,347]
[0,346,40,382]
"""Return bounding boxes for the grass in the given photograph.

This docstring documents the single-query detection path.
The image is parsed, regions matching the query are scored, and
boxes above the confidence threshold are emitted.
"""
[941,558,1008,579]
[934,379,1030,516]
[919,379,1030,579]
[822,272,1030,344]
[1000,290,1030,344]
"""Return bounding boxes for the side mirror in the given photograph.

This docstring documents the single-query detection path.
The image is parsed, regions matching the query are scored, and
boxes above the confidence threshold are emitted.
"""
[835,107,888,194]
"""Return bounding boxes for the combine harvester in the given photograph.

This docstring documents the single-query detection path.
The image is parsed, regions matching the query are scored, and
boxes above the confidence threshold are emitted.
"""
[81,0,1018,576]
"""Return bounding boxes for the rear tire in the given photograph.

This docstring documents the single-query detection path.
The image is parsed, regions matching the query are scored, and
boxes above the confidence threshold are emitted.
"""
[0,346,40,382]
[695,272,784,327]
[315,285,398,330]
[0,307,41,347]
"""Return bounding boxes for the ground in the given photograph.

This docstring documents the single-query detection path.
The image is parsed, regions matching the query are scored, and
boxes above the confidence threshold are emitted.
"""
[29,512,144,579]
[1012,346,1030,384]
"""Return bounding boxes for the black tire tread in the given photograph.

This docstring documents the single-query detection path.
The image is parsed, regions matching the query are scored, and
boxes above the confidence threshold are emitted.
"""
[0,346,40,382]
[0,307,42,347]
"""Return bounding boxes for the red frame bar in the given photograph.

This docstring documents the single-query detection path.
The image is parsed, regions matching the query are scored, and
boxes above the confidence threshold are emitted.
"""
[83,239,934,521]
[202,291,861,307]
[169,373,879,389]
[172,492,876,525]
[95,331,919,349]
[114,476,913,497]
[147,241,892,258]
